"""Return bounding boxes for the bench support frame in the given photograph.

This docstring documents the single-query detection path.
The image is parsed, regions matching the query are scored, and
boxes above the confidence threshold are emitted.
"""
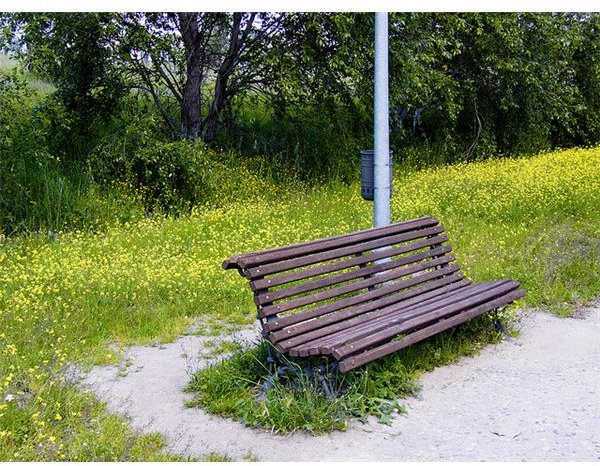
[259,341,339,399]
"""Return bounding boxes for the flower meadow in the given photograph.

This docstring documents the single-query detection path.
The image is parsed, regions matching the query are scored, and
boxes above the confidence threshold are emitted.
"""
[1,147,600,458]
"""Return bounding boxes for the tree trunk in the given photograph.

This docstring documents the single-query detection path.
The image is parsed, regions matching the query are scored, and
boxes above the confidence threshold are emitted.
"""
[202,13,247,142]
[203,73,228,142]
[177,12,203,139]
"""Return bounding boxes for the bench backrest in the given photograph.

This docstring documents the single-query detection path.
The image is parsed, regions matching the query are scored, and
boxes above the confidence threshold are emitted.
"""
[223,216,464,343]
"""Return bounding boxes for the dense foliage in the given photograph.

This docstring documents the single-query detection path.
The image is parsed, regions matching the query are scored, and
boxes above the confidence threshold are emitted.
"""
[1,13,600,235]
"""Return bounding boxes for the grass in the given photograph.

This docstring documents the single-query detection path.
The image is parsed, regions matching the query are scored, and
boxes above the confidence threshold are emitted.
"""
[186,316,503,434]
[1,146,600,457]
[200,340,244,359]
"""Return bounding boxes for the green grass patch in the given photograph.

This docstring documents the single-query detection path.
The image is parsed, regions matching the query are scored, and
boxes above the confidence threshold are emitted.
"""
[0,383,181,461]
[1,147,600,456]
[187,313,508,434]
[200,340,244,359]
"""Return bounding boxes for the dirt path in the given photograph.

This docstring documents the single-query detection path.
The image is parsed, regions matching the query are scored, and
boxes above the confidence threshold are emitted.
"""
[81,305,600,461]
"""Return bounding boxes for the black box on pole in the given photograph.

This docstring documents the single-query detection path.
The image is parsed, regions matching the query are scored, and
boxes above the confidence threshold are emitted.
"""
[360,149,393,201]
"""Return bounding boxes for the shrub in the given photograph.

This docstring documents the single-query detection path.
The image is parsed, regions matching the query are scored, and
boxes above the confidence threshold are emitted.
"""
[0,70,147,235]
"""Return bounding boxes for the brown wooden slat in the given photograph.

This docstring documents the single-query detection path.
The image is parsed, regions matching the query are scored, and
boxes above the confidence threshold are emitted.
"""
[259,255,455,317]
[332,280,521,360]
[250,235,449,291]
[255,246,452,305]
[330,280,516,359]
[276,278,471,351]
[246,225,445,279]
[384,279,519,335]
[272,275,470,347]
[225,216,438,270]
[272,276,469,345]
[263,265,461,330]
[224,216,436,272]
[338,288,527,372]
[373,280,511,328]
[289,282,492,356]
[307,281,505,357]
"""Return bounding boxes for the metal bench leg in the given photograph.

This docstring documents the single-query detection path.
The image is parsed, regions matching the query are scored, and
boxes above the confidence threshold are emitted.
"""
[258,347,340,400]
[492,307,513,341]
[305,359,339,399]
[258,342,303,399]
[318,361,339,399]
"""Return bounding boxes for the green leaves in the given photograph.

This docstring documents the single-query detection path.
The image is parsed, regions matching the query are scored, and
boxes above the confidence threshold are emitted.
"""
[2,12,600,184]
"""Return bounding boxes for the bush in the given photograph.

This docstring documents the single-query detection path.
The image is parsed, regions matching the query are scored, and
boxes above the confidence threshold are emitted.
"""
[118,140,214,214]
[218,97,369,183]
[0,70,146,235]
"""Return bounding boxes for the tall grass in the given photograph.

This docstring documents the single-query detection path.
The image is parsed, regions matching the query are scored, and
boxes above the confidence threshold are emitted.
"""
[0,156,147,235]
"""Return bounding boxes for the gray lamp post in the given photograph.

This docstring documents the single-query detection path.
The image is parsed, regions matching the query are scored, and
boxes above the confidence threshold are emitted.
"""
[373,12,391,228]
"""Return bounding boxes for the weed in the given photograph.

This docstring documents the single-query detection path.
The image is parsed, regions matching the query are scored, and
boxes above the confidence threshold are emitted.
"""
[242,450,259,461]
[203,451,232,461]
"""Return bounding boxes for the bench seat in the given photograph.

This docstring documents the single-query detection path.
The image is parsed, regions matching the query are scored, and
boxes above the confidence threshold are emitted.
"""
[223,216,525,372]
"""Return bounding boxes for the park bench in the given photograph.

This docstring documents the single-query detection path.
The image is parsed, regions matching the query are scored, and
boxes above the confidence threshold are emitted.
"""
[223,216,525,373]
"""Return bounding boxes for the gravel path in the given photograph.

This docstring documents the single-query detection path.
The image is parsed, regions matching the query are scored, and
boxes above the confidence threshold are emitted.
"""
[81,305,600,461]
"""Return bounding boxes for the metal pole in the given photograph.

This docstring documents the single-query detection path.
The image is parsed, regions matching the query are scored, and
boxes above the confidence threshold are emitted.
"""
[374,12,391,228]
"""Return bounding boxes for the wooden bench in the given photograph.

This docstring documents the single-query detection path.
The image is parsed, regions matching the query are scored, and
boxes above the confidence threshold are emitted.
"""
[223,216,525,373]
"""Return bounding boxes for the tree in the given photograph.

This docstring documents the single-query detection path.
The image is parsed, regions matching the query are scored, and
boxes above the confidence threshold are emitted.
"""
[1,12,286,142]
[1,13,126,158]
[3,11,600,161]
